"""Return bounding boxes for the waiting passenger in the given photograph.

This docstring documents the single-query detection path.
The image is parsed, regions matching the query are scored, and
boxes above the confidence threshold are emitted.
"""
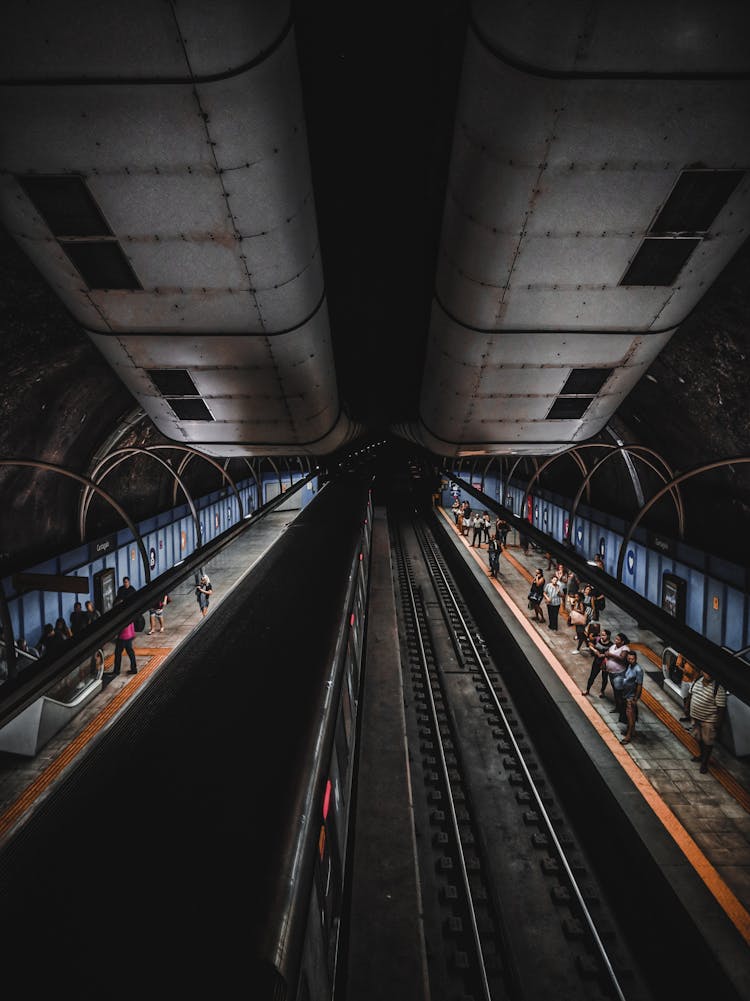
[39,622,65,659]
[677,654,698,725]
[69,601,89,637]
[85,599,101,626]
[528,570,546,624]
[196,574,213,617]
[566,569,580,609]
[115,576,138,605]
[581,627,611,697]
[687,670,727,773]
[148,594,170,635]
[580,583,595,615]
[461,503,471,536]
[471,513,483,548]
[620,650,644,745]
[16,637,39,659]
[496,518,510,549]
[487,533,500,578]
[569,599,589,652]
[55,617,73,642]
[111,620,137,676]
[605,633,631,723]
[543,574,563,631]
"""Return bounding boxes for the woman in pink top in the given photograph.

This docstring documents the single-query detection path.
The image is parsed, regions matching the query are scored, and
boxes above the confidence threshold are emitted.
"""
[112,620,137,676]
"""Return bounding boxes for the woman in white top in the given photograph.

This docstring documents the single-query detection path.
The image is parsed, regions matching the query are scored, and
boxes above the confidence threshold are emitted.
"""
[605,633,631,722]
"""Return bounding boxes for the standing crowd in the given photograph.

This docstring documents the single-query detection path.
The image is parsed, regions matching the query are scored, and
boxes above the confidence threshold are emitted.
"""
[450,500,727,763]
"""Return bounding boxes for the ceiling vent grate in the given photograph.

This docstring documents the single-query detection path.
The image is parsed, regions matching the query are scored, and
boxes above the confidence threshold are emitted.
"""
[650,169,745,234]
[546,397,592,420]
[560,368,613,395]
[148,370,199,397]
[620,237,700,287]
[18,175,112,237]
[166,399,214,422]
[60,241,142,290]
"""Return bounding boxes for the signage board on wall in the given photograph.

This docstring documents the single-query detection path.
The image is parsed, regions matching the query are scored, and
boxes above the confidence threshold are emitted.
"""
[650,532,676,557]
[661,572,686,622]
[93,567,116,614]
[88,533,117,562]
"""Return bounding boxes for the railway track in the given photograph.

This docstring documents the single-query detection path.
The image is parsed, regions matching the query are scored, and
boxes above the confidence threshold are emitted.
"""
[391,511,654,1001]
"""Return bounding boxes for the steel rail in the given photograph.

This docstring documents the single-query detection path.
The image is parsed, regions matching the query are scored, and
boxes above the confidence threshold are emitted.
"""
[418,524,628,1001]
[397,531,494,1001]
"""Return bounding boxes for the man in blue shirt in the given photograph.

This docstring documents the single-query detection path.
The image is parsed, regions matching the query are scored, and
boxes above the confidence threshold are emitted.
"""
[620,650,644,745]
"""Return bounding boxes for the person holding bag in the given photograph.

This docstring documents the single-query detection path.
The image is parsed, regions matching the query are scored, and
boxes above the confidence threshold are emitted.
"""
[528,570,546,624]
[569,600,589,652]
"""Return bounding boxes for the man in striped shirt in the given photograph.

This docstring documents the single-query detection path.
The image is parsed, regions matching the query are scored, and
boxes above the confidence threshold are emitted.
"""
[688,670,728,773]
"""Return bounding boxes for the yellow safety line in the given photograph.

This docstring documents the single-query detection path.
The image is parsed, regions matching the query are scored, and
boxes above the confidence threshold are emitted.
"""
[437,506,750,944]
[0,648,169,844]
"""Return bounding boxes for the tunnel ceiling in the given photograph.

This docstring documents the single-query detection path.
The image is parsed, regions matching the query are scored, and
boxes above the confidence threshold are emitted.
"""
[0,1,749,571]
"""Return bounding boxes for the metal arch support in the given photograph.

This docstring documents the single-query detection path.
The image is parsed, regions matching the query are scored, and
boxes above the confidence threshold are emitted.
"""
[522,442,682,541]
[0,457,151,586]
[506,456,526,491]
[521,446,595,527]
[243,458,262,497]
[616,457,750,583]
[79,447,204,550]
[266,457,282,498]
[481,456,496,493]
[568,450,591,502]
[282,456,293,490]
[79,444,243,530]
[140,445,243,518]
[506,456,535,516]
[172,452,196,506]
[482,457,495,477]
[568,447,686,547]
[80,449,195,542]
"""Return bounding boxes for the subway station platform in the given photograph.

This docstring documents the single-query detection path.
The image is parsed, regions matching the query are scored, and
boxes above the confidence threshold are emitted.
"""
[0,509,297,845]
[1,497,749,980]
[432,504,750,950]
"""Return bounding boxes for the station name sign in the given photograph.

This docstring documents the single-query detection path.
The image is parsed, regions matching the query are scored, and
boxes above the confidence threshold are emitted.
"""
[89,533,118,562]
[649,532,676,557]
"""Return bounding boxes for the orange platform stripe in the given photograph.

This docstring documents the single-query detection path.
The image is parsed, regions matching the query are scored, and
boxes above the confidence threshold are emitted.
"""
[0,649,169,845]
[436,506,750,944]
